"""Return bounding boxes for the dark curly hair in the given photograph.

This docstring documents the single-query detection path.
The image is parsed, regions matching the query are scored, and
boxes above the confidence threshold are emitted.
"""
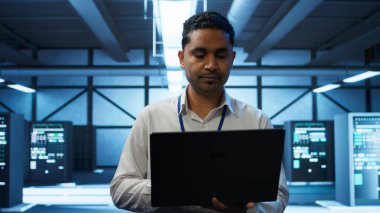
[181,11,235,50]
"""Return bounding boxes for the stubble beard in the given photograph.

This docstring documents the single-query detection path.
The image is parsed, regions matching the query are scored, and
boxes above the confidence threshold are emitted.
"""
[193,79,225,97]
[186,70,227,97]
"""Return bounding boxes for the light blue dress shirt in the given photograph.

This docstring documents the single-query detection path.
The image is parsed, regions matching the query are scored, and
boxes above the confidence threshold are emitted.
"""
[110,87,289,213]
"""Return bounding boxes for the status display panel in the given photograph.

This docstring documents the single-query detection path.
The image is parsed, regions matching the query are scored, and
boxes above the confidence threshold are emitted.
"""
[0,113,24,207]
[29,122,73,184]
[284,121,334,185]
[335,113,380,206]
[0,115,8,193]
[352,116,380,201]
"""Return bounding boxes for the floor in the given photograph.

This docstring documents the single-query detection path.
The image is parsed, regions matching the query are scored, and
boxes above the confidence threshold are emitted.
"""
[1,169,379,213]
[1,184,380,213]
[3,203,380,213]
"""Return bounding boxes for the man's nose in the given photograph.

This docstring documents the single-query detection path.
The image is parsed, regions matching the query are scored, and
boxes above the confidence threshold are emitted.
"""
[204,56,217,71]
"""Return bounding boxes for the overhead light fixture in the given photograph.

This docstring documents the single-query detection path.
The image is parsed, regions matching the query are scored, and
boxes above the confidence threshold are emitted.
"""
[312,70,379,93]
[167,70,183,93]
[7,84,36,93]
[0,77,35,93]
[313,84,340,93]
[154,0,197,92]
[342,71,380,83]
[158,0,197,69]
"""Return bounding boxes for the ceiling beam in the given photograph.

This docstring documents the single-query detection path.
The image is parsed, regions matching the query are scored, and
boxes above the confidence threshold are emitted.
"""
[244,0,322,62]
[67,0,129,62]
[0,43,40,65]
[308,24,380,66]
[0,65,373,77]
[227,0,262,37]
[317,9,380,50]
[0,23,40,65]
[0,23,38,51]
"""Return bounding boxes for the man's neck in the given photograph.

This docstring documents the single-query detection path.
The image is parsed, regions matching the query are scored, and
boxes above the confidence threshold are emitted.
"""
[186,87,223,120]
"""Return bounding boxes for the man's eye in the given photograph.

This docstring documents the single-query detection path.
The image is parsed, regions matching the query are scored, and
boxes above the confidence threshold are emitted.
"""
[216,54,227,59]
[194,54,205,59]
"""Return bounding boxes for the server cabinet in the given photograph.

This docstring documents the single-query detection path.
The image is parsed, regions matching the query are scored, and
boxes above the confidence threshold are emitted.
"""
[284,120,335,185]
[29,122,73,184]
[335,113,380,206]
[0,113,25,207]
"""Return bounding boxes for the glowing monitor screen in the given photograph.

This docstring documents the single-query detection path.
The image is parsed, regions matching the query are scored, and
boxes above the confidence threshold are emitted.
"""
[291,121,334,184]
[30,123,65,174]
[0,116,7,187]
[352,116,380,200]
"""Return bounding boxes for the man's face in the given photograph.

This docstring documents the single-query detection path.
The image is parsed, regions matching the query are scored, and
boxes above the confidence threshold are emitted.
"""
[178,29,236,96]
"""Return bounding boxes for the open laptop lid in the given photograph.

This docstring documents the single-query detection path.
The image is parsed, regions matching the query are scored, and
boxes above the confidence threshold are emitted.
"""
[150,129,285,207]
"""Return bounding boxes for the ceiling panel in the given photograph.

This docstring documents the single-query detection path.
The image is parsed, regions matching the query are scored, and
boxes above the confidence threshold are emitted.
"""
[1,17,85,31]
[311,1,380,18]
[20,30,98,45]
[114,18,152,32]
[0,1,72,17]
[207,0,232,16]
[253,0,282,17]
[0,0,379,66]
[105,0,148,18]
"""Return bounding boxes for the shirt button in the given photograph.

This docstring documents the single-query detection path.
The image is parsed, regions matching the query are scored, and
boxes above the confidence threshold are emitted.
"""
[201,125,206,129]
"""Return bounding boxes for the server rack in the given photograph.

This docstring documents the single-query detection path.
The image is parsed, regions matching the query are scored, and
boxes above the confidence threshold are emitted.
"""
[284,120,335,185]
[0,113,25,207]
[335,113,380,206]
[29,122,73,184]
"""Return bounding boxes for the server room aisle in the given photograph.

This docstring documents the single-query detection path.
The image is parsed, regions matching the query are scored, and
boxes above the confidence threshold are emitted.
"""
[2,170,380,213]
[10,205,129,213]
[3,204,380,213]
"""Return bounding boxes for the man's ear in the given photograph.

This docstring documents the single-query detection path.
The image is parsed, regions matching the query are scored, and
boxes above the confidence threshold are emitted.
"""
[178,50,185,69]
[231,50,236,63]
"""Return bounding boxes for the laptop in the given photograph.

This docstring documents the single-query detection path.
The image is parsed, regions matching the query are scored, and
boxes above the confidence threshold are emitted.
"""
[150,129,285,207]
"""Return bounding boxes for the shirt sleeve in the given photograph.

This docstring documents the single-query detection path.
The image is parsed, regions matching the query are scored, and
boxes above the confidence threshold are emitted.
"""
[109,110,158,212]
[248,112,289,213]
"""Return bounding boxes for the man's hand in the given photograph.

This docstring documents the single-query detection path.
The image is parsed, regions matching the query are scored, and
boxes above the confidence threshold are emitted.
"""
[211,197,255,213]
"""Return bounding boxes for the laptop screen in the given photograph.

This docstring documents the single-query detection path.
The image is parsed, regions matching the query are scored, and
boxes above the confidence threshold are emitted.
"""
[150,129,285,207]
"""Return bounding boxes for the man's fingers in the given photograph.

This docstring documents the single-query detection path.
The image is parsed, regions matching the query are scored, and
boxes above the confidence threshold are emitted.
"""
[212,197,255,212]
[246,202,255,208]
[212,197,226,210]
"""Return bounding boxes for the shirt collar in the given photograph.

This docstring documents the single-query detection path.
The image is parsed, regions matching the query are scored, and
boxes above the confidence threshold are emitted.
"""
[178,85,236,115]
[222,90,235,114]
[178,89,187,115]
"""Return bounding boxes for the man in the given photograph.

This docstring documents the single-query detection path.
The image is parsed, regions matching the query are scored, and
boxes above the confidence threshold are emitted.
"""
[110,11,289,213]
